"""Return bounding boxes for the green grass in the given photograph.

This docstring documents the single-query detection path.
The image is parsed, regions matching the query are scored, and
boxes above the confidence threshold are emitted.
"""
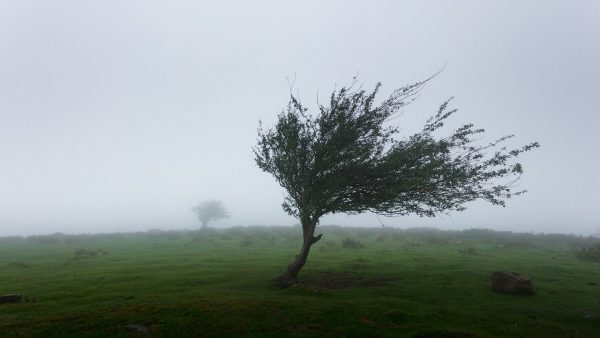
[1,227,599,337]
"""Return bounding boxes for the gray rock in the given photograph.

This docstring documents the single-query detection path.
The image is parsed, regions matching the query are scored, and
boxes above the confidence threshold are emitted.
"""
[125,324,149,334]
[580,311,599,320]
[492,271,534,294]
[0,294,23,304]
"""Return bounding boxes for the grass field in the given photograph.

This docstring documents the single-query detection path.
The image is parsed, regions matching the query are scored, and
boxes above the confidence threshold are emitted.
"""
[1,226,600,337]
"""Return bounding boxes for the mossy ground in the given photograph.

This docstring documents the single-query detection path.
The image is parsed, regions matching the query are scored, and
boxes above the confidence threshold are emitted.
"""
[1,227,599,337]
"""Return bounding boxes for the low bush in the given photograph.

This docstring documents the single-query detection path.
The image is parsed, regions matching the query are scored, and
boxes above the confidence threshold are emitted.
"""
[574,244,600,261]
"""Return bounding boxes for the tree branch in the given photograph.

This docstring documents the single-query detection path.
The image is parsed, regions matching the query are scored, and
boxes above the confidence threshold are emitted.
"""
[310,234,323,245]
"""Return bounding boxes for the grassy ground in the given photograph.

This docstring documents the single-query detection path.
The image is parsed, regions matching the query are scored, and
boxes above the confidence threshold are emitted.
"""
[1,226,599,337]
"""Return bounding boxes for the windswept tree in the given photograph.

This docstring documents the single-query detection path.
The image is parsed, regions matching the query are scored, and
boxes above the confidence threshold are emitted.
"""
[254,76,539,285]
[192,200,229,228]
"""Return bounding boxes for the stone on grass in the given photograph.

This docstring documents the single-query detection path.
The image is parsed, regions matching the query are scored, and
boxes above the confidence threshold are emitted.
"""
[491,271,534,294]
[0,294,23,304]
[126,323,149,334]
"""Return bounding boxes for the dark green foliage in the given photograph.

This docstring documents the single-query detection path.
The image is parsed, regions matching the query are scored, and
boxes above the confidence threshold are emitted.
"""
[254,76,539,280]
[574,244,600,261]
[255,77,539,220]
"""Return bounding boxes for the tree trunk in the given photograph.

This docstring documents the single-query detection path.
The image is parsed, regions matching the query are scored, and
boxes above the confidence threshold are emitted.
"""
[275,220,322,287]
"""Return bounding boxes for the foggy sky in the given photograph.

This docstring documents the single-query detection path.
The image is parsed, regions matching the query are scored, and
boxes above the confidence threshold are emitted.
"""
[1,0,599,236]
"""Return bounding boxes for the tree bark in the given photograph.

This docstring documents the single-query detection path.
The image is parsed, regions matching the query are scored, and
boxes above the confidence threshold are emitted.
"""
[275,221,322,287]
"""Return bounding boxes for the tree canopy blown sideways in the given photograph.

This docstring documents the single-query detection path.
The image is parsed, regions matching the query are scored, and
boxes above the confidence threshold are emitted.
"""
[254,76,539,285]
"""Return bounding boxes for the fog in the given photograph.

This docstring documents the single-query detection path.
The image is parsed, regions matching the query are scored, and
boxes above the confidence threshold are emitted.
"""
[1,0,598,236]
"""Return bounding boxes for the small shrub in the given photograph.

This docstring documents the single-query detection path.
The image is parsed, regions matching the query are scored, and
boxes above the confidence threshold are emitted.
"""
[342,238,364,249]
[574,244,600,261]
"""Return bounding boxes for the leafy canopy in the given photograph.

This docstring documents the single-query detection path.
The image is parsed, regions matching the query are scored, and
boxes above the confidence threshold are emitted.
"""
[192,199,229,226]
[254,77,539,221]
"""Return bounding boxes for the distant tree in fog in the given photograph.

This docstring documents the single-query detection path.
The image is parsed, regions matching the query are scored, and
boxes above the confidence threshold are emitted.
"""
[254,75,539,286]
[192,200,229,228]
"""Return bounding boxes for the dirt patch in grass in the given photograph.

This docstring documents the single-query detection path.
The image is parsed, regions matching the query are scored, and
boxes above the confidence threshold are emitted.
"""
[313,271,356,289]
[298,271,398,289]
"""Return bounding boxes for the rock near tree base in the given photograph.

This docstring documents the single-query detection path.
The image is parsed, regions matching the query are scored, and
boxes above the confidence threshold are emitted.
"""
[492,271,534,295]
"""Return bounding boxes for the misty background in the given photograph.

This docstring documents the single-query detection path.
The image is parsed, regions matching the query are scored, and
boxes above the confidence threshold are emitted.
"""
[1,1,598,236]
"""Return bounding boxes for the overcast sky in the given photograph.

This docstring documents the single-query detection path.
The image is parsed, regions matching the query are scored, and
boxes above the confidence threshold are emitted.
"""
[1,0,599,236]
